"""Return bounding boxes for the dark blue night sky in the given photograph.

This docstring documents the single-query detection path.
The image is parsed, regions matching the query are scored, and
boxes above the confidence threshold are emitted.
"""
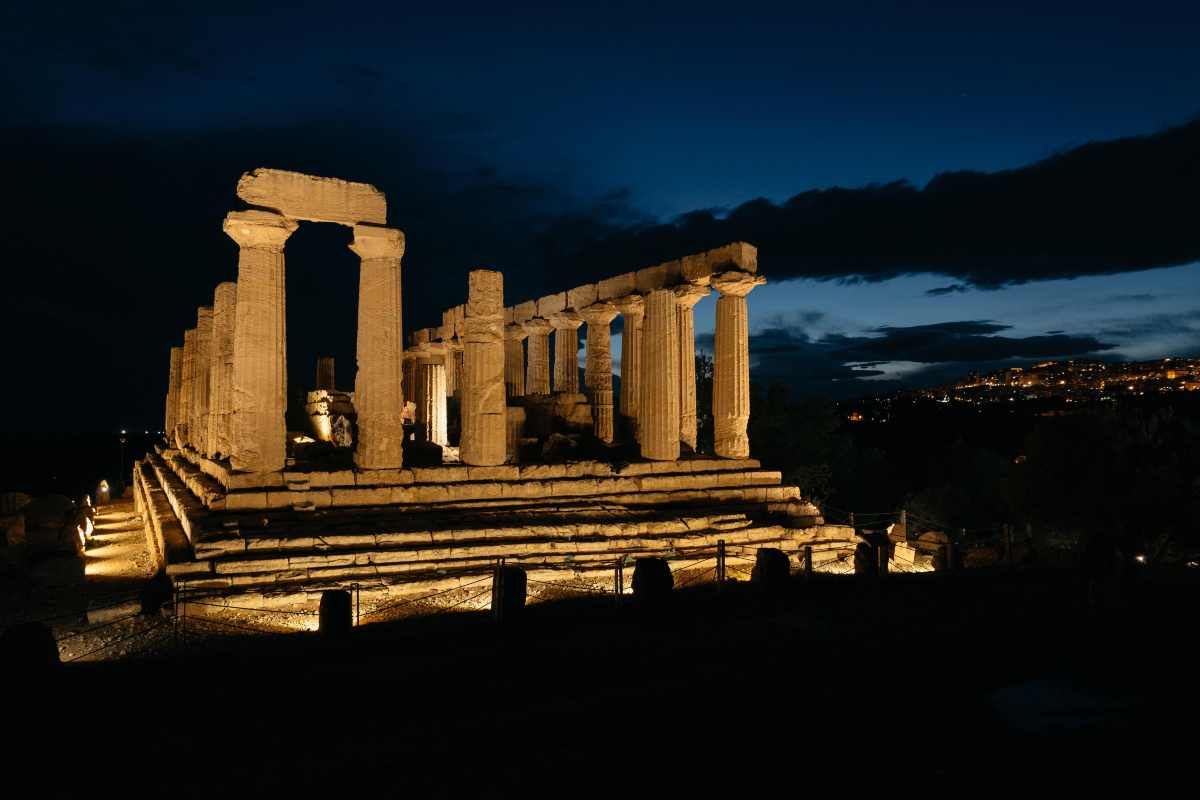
[3,1,1198,428]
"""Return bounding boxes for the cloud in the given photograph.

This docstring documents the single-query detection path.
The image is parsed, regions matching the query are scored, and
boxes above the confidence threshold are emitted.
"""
[926,283,968,296]
[697,319,1118,398]
[552,117,1200,289]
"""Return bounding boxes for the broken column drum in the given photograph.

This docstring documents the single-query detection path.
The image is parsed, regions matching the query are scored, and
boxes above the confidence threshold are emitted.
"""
[673,283,710,453]
[522,318,554,396]
[638,289,680,461]
[503,324,528,399]
[711,271,766,459]
[549,311,583,394]
[461,270,507,466]
[612,295,644,440]
[350,224,406,470]
[223,210,298,473]
[209,282,238,460]
[580,302,619,444]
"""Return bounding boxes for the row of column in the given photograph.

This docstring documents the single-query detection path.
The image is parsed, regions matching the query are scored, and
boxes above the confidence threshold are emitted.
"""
[429,271,763,461]
[164,210,407,474]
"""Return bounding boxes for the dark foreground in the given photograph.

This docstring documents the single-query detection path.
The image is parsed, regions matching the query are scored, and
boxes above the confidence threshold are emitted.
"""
[13,567,1198,795]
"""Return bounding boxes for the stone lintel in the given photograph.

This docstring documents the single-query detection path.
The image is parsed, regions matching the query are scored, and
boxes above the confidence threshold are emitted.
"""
[536,292,567,318]
[236,168,387,226]
[512,300,537,323]
[599,272,637,300]
[567,283,598,310]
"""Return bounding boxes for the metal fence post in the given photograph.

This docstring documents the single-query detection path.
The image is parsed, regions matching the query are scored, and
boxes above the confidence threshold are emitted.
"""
[355,583,361,627]
[492,558,504,624]
[717,540,726,587]
[804,545,813,578]
[615,558,623,604]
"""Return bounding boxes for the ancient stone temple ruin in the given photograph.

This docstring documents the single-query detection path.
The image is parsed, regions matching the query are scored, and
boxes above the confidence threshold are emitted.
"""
[135,168,857,614]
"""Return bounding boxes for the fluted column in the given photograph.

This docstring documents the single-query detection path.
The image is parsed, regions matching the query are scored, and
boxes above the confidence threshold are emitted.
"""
[612,295,644,441]
[224,209,297,473]
[503,324,528,399]
[165,346,182,438]
[452,346,465,400]
[461,270,506,465]
[315,356,335,390]
[712,271,766,459]
[579,302,618,443]
[350,224,406,470]
[522,318,553,395]
[191,306,213,454]
[639,290,680,461]
[416,346,448,446]
[549,311,583,394]
[402,351,418,413]
[176,329,195,449]
[673,284,710,453]
[209,282,238,460]
[444,339,461,398]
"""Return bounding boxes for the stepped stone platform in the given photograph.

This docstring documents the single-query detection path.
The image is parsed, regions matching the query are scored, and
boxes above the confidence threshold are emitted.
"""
[134,445,857,614]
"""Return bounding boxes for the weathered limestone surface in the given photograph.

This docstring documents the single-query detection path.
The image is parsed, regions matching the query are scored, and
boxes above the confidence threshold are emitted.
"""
[639,290,680,461]
[549,311,583,394]
[673,283,710,452]
[712,271,765,459]
[224,210,298,473]
[611,295,644,439]
[165,346,182,436]
[503,324,528,399]
[315,356,335,390]
[580,302,618,443]
[236,168,386,226]
[522,318,553,395]
[416,351,448,446]
[461,270,506,466]
[209,282,238,459]
[191,307,213,455]
[177,329,196,449]
[350,224,406,470]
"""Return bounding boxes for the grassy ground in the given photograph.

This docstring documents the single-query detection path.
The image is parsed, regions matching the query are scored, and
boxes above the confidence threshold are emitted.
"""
[13,565,1198,795]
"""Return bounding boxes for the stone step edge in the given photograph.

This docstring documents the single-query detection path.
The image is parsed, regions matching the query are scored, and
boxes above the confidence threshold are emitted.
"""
[169,524,858,583]
[189,511,758,560]
[132,458,193,566]
[162,442,763,491]
[173,538,862,610]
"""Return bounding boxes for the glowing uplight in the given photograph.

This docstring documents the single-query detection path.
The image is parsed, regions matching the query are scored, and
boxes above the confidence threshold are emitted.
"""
[1135,554,1147,564]
[293,434,317,444]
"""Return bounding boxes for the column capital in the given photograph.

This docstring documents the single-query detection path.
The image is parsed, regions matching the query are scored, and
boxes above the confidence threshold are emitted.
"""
[223,209,298,251]
[349,224,405,260]
[547,310,583,330]
[711,270,766,298]
[522,317,554,336]
[672,283,711,309]
[611,294,645,320]
[504,323,530,341]
[418,341,448,358]
[579,301,619,326]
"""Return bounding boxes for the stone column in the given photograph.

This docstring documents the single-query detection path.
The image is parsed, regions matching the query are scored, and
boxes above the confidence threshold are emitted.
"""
[416,347,448,446]
[165,346,182,437]
[673,284,710,453]
[579,302,619,444]
[461,270,506,466]
[402,351,418,412]
[712,271,766,459]
[191,306,213,455]
[350,224,406,470]
[612,295,644,441]
[223,209,298,473]
[503,324,528,399]
[522,318,553,395]
[638,290,680,461]
[452,346,465,400]
[315,356,335,390]
[444,339,460,398]
[176,329,195,449]
[506,407,526,464]
[209,282,238,460]
[549,311,583,394]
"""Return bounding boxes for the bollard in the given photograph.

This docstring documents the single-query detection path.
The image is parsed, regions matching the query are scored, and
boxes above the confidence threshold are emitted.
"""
[854,542,877,575]
[877,540,889,576]
[318,589,353,637]
[717,540,727,587]
[632,557,673,605]
[751,547,791,590]
[140,570,173,616]
[493,564,527,623]
[0,622,60,673]
[804,545,813,578]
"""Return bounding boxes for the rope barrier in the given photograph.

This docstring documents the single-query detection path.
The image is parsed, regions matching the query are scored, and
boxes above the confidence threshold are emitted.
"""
[360,573,493,620]
[526,578,609,595]
[185,600,317,616]
[53,611,143,643]
[64,619,169,662]
[182,615,282,636]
